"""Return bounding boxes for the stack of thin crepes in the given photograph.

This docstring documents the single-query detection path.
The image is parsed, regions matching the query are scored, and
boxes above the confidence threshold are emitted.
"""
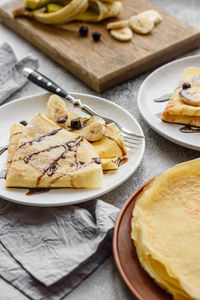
[13,0,122,24]
[131,158,200,300]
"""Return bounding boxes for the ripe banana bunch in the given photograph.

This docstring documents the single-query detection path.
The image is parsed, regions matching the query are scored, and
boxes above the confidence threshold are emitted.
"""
[106,9,162,41]
[13,0,122,25]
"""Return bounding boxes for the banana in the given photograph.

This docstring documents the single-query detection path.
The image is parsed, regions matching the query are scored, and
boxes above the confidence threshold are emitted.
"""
[68,120,105,141]
[83,122,105,142]
[14,0,122,24]
[74,1,99,22]
[129,15,154,34]
[100,1,122,21]
[75,0,122,22]
[106,19,129,30]
[110,27,132,41]
[179,87,200,106]
[24,0,71,10]
[86,115,105,125]
[46,95,68,126]
[47,3,63,13]
[137,9,162,25]
[32,0,89,24]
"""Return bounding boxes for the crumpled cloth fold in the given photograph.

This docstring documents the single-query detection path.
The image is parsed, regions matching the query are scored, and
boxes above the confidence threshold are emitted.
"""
[0,42,39,104]
[0,199,119,299]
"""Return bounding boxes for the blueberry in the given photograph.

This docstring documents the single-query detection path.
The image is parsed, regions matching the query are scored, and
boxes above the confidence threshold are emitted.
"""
[79,26,88,37]
[70,119,82,129]
[182,82,191,89]
[57,115,68,124]
[92,32,101,42]
[20,120,28,126]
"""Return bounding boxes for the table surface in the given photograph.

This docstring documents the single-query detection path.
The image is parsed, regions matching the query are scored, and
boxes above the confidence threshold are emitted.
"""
[0,0,200,299]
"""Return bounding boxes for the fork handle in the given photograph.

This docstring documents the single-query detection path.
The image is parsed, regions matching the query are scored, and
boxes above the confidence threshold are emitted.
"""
[23,68,68,98]
[23,68,99,117]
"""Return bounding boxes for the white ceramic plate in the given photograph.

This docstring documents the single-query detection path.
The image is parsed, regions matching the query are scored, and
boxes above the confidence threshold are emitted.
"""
[0,93,145,207]
[137,55,200,151]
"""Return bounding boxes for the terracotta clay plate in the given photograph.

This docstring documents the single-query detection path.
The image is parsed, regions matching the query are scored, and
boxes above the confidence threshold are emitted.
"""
[113,181,172,300]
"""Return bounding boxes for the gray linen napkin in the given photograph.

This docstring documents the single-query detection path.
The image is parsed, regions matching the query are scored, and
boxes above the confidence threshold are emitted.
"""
[0,199,119,300]
[0,43,120,299]
[0,42,39,103]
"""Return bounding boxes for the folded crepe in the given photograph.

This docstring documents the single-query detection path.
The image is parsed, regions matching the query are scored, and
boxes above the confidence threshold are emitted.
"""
[131,158,200,300]
[6,113,103,189]
[162,67,200,127]
[46,95,127,171]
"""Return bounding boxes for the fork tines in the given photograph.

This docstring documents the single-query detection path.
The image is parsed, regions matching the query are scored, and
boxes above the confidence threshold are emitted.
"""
[123,134,143,149]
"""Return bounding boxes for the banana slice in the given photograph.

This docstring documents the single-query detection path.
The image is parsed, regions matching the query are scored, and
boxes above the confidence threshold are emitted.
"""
[86,115,105,125]
[130,15,154,34]
[83,122,105,142]
[179,89,200,106]
[137,9,162,25]
[110,27,132,42]
[46,94,68,126]
[106,20,129,30]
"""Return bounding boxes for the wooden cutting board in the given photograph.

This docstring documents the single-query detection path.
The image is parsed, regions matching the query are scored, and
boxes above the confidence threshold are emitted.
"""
[0,0,200,92]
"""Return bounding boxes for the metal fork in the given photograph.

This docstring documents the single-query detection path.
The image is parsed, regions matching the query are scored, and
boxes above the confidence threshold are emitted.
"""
[23,68,144,149]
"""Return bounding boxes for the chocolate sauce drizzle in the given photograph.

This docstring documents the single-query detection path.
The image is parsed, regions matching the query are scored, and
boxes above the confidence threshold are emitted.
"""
[19,128,62,149]
[57,115,68,124]
[36,138,83,186]
[20,127,102,188]
[179,125,200,133]
[11,131,23,138]
[15,124,103,189]
[26,188,50,196]
[48,156,101,186]
[24,144,66,164]
[119,157,128,166]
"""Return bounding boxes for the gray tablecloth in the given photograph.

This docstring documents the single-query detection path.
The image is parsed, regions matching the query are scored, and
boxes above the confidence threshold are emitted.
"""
[0,199,119,300]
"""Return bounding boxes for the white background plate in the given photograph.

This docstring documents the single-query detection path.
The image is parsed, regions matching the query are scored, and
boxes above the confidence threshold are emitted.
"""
[0,93,145,207]
[137,55,200,151]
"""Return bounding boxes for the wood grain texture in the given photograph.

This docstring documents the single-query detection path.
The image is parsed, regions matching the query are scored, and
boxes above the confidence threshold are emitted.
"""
[0,0,200,92]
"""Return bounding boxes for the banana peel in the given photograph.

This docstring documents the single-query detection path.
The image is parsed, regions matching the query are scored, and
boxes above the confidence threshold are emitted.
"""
[75,0,122,22]
[13,0,88,24]
[45,0,123,22]
[24,0,71,10]
[33,0,89,24]
[47,3,63,13]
